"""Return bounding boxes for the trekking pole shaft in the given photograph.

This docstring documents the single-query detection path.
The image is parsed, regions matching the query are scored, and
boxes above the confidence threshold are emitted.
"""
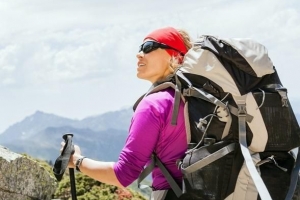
[69,168,77,200]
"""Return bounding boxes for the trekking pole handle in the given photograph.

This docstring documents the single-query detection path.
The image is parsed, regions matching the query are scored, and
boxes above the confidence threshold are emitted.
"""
[62,133,74,149]
[62,133,77,200]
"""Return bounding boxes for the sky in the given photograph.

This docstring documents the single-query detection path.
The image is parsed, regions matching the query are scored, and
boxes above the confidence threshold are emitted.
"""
[0,0,300,133]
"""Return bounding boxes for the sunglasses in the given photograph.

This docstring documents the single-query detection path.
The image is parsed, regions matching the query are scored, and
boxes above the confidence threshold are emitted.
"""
[139,41,184,56]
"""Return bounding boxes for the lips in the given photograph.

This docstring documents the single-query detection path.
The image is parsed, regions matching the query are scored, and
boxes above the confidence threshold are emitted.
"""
[137,62,145,67]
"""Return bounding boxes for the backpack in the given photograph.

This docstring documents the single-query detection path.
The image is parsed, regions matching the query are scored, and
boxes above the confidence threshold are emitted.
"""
[136,35,300,200]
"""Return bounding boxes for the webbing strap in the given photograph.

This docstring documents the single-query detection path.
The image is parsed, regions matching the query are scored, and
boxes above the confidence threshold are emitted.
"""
[222,110,232,139]
[171,75,182,125]
[276,88,289,107]
[181,143,235,174]
[183,87,253,123]
[137,154,182,197]
[228,105,253,122]
[155,155,182,197]
[183,87,228,109]
[285,147,300,200]
[137,155,155,189]
[236,96,272,200]
[177,71,226,109]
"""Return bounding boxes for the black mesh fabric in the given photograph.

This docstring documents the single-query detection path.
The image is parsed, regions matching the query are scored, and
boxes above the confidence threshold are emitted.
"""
[181,141,243,200]
[258,151,295,200]
[253,91,300,151]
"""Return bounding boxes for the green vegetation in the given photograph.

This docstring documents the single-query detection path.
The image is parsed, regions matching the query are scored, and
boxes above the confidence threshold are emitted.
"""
[24,154,149,200]
[53,171,147,200]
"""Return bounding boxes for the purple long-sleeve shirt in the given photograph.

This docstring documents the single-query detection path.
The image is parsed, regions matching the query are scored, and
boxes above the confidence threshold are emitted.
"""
[113,88,187,190]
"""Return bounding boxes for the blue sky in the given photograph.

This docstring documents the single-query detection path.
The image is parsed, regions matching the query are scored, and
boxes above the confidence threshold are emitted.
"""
[0,0,299,133]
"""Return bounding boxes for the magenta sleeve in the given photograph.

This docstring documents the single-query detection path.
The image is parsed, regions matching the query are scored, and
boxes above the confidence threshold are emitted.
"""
[113,96,166,187]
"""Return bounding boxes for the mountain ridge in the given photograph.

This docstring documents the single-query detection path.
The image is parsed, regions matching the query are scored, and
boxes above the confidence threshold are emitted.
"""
[0,108,299,162]
[0,108,133,162]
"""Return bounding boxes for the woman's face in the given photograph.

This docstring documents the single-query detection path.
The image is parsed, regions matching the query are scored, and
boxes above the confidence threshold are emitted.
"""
[136,40,172,83]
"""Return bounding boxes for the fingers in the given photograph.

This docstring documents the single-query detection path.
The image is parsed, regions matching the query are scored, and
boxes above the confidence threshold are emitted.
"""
[73,145,82,155]
[60,142,65,153]
[60,141,81,154]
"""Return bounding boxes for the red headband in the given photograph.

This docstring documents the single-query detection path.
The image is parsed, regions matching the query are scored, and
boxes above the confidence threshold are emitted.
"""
[144,27,188,62]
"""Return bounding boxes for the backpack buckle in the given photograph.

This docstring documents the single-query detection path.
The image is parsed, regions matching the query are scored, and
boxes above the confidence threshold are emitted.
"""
[276,88,288,107]
[183,88,192,96]
[237,103,247,117]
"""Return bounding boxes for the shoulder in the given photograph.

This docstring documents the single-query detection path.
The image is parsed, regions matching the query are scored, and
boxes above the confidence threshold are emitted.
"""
[135,88,175,116]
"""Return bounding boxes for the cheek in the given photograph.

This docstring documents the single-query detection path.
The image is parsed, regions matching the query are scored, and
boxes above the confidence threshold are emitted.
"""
[160,58,171,72]
[146,50,171,73]
[152,60,169,73]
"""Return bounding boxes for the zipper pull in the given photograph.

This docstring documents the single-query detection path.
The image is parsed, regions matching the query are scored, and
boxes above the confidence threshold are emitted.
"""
[256,155,288,172]
[269,155,288,172]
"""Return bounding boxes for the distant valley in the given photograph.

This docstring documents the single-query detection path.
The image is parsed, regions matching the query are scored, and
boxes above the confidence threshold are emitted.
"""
[0,107,299,164]
[0,108,133,162]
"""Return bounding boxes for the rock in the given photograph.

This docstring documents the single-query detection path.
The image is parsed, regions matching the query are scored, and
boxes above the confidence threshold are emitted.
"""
[0,145,57,200]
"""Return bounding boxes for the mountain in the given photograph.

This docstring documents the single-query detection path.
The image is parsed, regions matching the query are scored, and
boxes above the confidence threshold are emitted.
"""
[0,111,79,143]
[0,107,299,163]
[0,108,133,162]
[78,108,133,131]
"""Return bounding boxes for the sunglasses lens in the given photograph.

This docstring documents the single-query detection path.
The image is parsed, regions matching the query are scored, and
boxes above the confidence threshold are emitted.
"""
[139,41,158,54]
[143,42,154,53]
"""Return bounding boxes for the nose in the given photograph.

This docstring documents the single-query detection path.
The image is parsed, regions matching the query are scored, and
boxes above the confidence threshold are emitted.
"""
[136,51,144,59]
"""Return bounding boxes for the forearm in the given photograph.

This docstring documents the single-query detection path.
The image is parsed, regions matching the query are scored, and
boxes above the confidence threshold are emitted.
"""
[73,156,123,188]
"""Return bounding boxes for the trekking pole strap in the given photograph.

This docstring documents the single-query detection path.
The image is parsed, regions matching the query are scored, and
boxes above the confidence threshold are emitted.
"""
[181,143,235,174]
[52,133,77,200]
[52,134,75,181]
[235,96,272,200]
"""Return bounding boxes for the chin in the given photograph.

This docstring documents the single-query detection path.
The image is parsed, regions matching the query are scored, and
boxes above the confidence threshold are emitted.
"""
[137,74,151,82]
[137,73,144,79]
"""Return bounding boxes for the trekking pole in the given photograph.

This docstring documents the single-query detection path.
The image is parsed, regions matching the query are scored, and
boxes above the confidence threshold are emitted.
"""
[53,133,77,200]
[69,168,77,200]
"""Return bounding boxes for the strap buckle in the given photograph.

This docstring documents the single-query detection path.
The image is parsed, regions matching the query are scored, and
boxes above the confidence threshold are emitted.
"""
[182,88,192,96]
[276,88,289,107]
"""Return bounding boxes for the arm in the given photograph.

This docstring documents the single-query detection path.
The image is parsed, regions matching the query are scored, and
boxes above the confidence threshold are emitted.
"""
[61,92,168,188]
[61,143,123,188]
[61,105,161,188]
[73,154,123,188]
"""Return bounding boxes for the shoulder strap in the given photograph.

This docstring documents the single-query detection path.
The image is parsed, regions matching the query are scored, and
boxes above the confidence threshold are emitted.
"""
[136,77,184,197]
[137,154,183,197]
[133,79,178,112]
[234,95,272,200]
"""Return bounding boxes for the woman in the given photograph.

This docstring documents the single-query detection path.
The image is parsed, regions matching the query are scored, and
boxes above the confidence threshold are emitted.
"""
[61,27,192,200]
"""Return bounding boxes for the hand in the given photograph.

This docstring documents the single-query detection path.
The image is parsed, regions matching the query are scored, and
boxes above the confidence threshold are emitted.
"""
[60,142,82,168]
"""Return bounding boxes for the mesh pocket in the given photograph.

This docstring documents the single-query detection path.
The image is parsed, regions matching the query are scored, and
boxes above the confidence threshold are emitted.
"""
[181,141,243,200]
[253,92,300,151]
[258,151,295,200]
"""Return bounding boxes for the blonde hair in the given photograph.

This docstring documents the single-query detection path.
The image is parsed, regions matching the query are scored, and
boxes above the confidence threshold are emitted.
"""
[169,29,192,72]
[177,29,193,50]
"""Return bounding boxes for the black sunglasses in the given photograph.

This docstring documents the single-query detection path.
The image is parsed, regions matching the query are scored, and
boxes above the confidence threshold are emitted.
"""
[139,41,184,56]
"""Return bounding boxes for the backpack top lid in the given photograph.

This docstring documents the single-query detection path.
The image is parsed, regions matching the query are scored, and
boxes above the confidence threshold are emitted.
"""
[180,35,275,96]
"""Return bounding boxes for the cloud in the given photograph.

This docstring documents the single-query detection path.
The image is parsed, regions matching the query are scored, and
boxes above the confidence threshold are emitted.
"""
[0,0,299,133]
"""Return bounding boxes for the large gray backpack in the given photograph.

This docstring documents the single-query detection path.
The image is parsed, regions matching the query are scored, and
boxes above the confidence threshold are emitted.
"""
[137,35,300,200]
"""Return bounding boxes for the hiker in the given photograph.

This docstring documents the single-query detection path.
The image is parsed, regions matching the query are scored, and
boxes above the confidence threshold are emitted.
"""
[60,27,192,200]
